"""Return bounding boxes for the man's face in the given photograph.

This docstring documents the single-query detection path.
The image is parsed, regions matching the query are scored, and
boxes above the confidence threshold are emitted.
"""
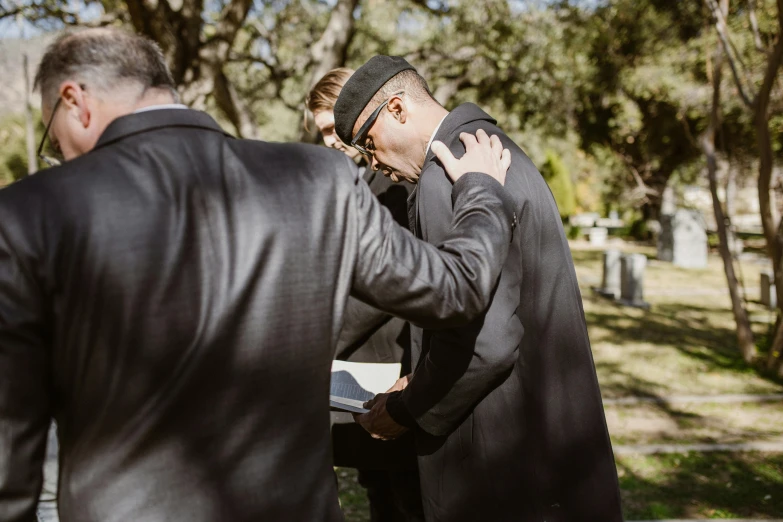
[314,110,360,161]
[352,95,424,184]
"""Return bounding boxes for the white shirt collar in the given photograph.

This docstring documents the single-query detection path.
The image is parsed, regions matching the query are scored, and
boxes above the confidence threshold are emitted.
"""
[425,114,449,155]
[133,104,189,114]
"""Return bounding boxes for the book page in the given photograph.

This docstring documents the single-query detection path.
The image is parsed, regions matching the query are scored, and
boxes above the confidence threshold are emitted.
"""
[329,361,401,414]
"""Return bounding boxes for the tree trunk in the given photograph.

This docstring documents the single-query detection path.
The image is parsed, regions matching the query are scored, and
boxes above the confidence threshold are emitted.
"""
[758,0,783,369]
[299,0,360,143]
[127,0,258,138]
[702,0,756,363]
[22,54,37,175]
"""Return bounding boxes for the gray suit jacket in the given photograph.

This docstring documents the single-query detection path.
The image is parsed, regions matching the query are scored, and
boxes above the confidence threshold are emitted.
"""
[388,104,623,522]
[0,109,513,522]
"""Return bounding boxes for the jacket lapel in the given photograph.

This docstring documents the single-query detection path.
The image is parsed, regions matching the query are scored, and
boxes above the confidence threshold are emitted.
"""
[407,184,419,235]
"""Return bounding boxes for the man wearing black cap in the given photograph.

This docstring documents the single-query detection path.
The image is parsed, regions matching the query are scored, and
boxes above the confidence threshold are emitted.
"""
[334,56,624,522]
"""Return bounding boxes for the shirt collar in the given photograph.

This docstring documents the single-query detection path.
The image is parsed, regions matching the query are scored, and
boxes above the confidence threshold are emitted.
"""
[133,104,189,114]
[425,114,449,154]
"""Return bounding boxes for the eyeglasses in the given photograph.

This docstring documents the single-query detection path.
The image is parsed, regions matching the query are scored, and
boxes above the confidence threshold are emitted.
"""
[350,91,404,157]
[37,97,63,168]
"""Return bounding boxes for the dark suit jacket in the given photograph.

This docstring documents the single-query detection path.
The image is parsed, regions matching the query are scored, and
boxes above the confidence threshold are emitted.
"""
[389,104,623,521]
[0,108,514,522]
[331,164,417,470]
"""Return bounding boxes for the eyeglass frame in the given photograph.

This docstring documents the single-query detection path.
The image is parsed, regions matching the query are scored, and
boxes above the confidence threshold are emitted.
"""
[350,91,405,157]
[37,96,63,168]
[37,83,87,168]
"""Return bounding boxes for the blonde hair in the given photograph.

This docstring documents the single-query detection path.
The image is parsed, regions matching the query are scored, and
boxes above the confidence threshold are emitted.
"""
[304,67,354,131]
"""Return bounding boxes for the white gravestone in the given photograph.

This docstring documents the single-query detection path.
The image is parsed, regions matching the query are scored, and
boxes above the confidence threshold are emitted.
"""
[619,253,649,308]
[588,227,608,247]
[595,249,622,299]
[761,270,777,309]
[658,209,708,269]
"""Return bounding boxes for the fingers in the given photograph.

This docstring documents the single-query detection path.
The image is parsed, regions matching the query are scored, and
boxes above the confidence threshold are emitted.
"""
[459,132,479,152]
[501,147,512,174]
[475,129,490,146]
[432,141,461,182]
[363,396,378,410]
[490,133,503,159]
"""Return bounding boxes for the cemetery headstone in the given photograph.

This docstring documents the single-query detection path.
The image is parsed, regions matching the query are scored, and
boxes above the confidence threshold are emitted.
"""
[588,227,608,247]
[657,209,708,269]
[619,253,650,308]
[761,270,777,309]
[594,249,622,299]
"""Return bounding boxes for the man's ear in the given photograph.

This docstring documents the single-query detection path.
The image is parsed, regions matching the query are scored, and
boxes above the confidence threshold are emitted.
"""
[60,81,90,128]
[387,96,407,124]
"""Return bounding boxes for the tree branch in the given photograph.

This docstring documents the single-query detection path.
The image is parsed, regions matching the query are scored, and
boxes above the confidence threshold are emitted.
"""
[212,0,254,48]
[408,0,449,15]
[704,0,755,109]
[747,0,765,52]
[756,0,783,123]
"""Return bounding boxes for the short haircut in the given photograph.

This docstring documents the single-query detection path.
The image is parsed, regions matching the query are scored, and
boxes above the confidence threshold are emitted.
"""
[34,27,178,108]
[358,69,436,124]
[306,67,355,114]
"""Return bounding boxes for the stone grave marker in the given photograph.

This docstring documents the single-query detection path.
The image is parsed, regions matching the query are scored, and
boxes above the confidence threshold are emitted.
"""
[619,253,650,308]
[761,270,777,309]
[658,209,708,269]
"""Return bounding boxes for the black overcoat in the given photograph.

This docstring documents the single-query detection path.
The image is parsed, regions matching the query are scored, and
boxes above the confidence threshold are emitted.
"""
[395,104,623,522]
[0,109,514,522]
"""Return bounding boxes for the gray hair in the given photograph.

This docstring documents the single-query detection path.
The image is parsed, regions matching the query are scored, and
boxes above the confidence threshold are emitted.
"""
[34,27,179,108]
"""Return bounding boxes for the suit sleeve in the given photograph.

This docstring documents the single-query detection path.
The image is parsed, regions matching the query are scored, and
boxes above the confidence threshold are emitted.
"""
[389,300,522,436]
[349,157,515,330]
[0,217,50,521]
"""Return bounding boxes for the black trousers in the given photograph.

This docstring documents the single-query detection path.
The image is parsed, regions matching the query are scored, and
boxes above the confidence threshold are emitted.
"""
[357,468,425,522]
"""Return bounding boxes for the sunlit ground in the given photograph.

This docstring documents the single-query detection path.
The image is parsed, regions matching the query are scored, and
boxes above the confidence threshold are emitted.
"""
[338,239,783,520]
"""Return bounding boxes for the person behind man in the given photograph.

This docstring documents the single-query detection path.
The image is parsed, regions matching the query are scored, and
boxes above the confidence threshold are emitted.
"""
[0,30,516,522]
[334,56,623,522]
[307,69,423,521]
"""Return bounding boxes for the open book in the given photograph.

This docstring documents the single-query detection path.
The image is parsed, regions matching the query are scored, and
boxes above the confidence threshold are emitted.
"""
[330,360,402,414]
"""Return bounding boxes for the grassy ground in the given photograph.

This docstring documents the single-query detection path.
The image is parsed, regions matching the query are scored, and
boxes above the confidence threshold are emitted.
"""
[338,240,783,520]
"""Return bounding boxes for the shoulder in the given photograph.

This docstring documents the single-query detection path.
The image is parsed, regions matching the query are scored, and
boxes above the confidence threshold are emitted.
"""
[227,140,360,186]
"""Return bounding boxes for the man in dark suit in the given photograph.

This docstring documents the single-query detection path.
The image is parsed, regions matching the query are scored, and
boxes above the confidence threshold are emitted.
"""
[334,56,624,521]
[0,30,516,522]
[307,68,422,521]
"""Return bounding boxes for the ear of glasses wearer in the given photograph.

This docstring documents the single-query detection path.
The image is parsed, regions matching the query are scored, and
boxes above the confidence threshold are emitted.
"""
[37,84,86,168]
[350,91,405,157]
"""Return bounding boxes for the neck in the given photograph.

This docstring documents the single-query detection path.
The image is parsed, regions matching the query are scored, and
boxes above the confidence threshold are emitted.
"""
[132,89,179,111]
[419,104,449,161]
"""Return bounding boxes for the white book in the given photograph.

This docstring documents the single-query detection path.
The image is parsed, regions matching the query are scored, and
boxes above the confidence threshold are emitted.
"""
[329,360,402,414]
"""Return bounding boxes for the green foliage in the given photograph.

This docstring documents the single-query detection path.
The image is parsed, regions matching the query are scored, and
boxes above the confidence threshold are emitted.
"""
[628,218,651,241]
[0,114,39,186]
[540,149,576,218]
[6,0,782,219]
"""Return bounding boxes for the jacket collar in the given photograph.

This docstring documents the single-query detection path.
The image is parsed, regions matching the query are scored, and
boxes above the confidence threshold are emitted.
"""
[421,103,497,170]
[93,108,233,151]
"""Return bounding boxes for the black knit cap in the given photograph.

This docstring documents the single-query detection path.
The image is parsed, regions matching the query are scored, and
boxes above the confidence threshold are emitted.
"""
[334,55,417,145]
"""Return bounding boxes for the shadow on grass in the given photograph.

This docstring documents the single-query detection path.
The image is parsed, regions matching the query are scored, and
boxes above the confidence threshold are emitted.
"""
[587,299,783,387]
[619,451,783,519]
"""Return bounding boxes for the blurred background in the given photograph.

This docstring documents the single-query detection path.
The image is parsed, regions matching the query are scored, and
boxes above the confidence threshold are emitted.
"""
[2,0,783,519]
